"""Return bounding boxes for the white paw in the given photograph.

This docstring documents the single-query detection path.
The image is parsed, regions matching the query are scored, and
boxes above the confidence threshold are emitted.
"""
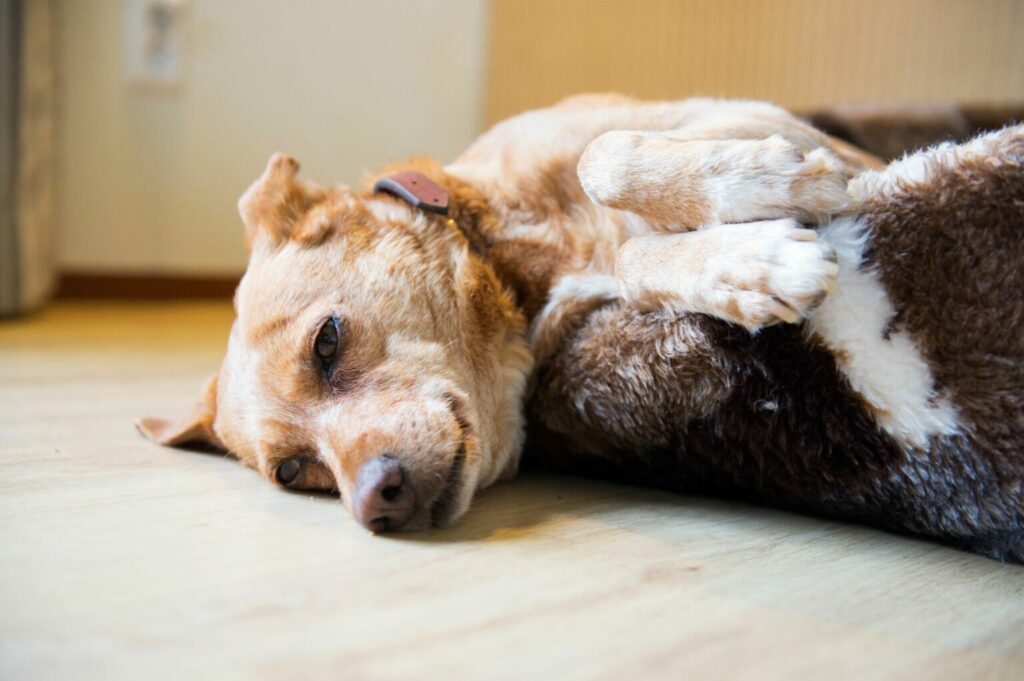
[788,144,855,221]
[741,136,853,221]
[705,218,839,330]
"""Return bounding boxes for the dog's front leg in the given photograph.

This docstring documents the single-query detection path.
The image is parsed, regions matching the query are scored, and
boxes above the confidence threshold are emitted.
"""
[578,131,854,230]
[615,219,838,331]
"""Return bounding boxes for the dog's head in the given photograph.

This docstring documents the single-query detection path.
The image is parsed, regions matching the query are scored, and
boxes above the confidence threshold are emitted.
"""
[139,154,532,531]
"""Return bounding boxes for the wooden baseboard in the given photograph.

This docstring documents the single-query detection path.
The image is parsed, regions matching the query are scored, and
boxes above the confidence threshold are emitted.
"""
[55,272,240,299]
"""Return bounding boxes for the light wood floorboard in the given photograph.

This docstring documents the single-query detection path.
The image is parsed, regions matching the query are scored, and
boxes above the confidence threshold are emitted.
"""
[1,302,1022,680]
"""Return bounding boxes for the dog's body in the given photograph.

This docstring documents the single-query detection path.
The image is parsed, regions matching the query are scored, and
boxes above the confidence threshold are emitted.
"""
[141,95,1024,560]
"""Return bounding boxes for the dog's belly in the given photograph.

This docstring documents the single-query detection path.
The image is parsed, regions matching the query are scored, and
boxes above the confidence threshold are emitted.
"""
[525,312,1022,559]
[808,128,1024,517]
[525,317,902,505]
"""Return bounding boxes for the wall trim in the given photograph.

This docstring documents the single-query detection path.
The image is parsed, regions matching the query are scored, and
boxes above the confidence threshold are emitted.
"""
[55,271,240,299]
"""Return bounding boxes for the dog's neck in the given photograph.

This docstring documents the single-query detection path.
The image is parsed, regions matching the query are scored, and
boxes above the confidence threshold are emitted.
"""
[368,159,568,322]
[448,184,566,323]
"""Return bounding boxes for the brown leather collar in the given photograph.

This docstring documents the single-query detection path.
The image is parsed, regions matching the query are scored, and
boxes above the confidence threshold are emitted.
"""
[372,170,449,215]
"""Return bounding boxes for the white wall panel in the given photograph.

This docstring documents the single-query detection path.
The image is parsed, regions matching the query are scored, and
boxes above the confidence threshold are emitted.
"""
[57,0,488,274]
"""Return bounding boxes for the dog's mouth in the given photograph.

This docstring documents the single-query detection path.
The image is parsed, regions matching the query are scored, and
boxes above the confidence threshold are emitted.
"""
[429,444,466,528]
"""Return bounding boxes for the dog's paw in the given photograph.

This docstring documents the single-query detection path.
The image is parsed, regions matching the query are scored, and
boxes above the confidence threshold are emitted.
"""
[787,144,855,222]
[705,218,838,331]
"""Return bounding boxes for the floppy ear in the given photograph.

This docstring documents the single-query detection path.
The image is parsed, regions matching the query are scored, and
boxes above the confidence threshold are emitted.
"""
[237,153,325,249]
[136,373,227,452]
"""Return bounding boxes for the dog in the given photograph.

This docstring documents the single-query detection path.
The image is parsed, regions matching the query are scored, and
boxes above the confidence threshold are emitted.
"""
[139,95,1024,561]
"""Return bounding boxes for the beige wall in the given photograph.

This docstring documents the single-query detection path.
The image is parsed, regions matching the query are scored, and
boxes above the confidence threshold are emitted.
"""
[487,0,1024,124]
[57,0,488,275]
[57,0,1024,275]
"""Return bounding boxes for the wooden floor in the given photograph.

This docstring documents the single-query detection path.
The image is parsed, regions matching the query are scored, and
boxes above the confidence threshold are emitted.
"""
[1,302,1022,680]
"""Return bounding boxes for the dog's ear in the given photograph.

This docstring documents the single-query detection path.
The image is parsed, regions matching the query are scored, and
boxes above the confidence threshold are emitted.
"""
[136,373,226,451]
[237,153,326,249]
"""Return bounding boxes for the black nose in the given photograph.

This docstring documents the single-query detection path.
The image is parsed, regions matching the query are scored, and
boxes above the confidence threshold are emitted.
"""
[353,455,415,532]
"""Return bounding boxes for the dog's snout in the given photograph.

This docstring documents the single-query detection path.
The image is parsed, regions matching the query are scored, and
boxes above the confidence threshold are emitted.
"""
[353,455,415,532]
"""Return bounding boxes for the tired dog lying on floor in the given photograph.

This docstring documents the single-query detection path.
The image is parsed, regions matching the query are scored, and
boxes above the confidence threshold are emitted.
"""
[139,95,1024,561]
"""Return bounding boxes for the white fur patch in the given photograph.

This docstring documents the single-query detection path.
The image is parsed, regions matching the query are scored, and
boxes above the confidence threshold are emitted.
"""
[808,216,959,449]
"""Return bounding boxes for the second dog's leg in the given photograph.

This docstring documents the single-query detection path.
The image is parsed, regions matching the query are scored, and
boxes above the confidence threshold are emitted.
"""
[578,131,855,230]
[615,219,838,331]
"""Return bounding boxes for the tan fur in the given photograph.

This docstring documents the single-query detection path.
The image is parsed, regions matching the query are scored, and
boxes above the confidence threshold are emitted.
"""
[615,220,839,330]
[137,372,222,449]
[140,95,881,529]
[578,133,853,229]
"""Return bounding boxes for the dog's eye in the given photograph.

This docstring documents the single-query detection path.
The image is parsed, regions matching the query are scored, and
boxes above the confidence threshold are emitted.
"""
[276,458,302,486]
[314,318,339,368]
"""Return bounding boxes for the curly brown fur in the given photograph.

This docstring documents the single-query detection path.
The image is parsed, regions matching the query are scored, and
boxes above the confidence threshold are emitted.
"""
[527,126,1024,562]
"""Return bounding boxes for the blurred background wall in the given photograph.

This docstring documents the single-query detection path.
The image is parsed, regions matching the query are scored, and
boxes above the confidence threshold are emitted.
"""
[34,0,1024,290]
[57,0,488,277]
[487,0,1024,123]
